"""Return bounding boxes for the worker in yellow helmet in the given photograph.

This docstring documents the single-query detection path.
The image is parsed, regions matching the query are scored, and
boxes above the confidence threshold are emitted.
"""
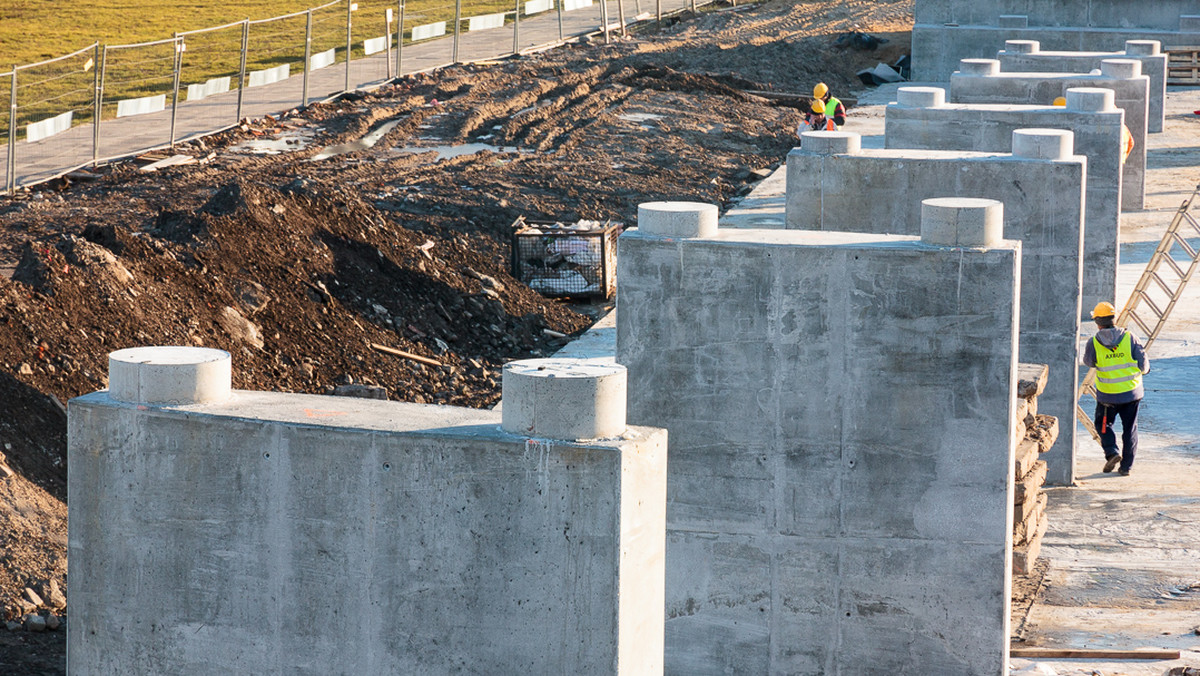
[800,99,837,136]
[1082,301,1149,475]
[1054,96,1133,163]
[813,82,846,128]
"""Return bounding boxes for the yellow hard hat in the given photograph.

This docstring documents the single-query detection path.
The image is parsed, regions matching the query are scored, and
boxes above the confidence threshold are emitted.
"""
[814,82,829,99]
[811,99,826,114]
[1052,96,1067,107]
[1091,301,1117,318]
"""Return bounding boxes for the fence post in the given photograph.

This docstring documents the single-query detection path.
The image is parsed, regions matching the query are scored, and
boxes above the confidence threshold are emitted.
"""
[513,0,520,55]
[304,10,313,106]
[7,68,16,194]
[236,20,248,121]
[397,0,406,76]
[557,0,564,41]
[386,9,393,79]
[92,43,101,166]
[453,0,462,63]
[345,0,352,92]
[600,0,610,44]
[94,47,107,164]
[616,0,626,37]
[169,34,182,148]
[656,0,661,28]
[690,0,696,14]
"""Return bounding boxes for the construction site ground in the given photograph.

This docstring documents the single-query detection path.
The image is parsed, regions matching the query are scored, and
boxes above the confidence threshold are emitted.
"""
[1,0,1198,673]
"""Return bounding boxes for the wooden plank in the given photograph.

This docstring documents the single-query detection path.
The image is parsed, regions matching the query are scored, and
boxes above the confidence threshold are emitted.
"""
[1010,648,1181,660]
[369,342,443,367]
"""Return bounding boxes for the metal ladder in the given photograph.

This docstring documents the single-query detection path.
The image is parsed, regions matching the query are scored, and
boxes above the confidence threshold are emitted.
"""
[1077,183,1200,442]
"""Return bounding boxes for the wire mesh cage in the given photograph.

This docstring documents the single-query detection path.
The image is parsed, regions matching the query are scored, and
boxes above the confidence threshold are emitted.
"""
[511,217,621,299]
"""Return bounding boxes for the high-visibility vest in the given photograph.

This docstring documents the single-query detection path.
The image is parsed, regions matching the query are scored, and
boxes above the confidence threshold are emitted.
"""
[819,117,836,131]
[827,96,843,117]
[1093,332,1142,395]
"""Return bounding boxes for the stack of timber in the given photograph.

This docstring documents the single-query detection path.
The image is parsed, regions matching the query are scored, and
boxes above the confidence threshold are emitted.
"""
[1013,363,1059,575]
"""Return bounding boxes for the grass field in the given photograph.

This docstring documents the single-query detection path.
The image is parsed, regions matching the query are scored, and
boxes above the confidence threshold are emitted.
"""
[0,0,519,139]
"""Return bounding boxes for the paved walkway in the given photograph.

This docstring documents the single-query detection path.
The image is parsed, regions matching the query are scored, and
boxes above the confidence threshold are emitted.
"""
[6,0,698,190]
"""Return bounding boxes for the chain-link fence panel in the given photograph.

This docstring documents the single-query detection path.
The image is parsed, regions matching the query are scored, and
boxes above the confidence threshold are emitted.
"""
[175,21,245,142]
[398,0,458,76]
[305,1,351,104]
[95,38,180,162]
[10,44,99,188]
[242,9,311,116]
[348,2,395,91]
[453,0,517,64]
[1,71,12,191]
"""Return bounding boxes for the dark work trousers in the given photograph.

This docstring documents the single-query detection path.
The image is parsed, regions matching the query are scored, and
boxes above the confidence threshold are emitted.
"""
[1095,399,1140,472]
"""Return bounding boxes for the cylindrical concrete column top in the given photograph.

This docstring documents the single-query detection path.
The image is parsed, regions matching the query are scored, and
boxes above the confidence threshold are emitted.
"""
[109,346,232,405]
[896,86,946,108]
[920,198,1004,248]
[1124,40,1161,56]
[958,59,1000,76]
[1004,40,1039,54]
[1066,87,1117,112]
[501,359,627,440]
[1100,58,1142,79]
[637,201,718,238]
[998,14,1029,28]
[1012,128,1075,161]
[799,130,861,155]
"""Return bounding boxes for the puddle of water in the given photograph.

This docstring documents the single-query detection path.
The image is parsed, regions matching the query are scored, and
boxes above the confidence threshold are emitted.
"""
[389,143,527,161]
[229,128,317,154]
[310,119,403,161]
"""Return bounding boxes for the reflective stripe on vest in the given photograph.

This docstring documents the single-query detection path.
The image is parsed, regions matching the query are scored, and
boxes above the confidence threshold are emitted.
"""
[1093,333,1141,394]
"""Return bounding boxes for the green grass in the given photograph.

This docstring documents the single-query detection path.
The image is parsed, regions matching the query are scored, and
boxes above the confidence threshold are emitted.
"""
[0,0,542,144]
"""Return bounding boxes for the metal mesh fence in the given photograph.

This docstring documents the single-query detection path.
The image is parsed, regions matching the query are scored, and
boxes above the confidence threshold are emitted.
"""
[175,22,245,142]
[7,0,726,192]
[96,38,180,161]
[10,44,99,189]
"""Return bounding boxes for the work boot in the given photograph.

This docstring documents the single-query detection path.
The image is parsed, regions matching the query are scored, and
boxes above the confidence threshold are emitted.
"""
[1103,455,1120,473]
[1119,468,1131,476]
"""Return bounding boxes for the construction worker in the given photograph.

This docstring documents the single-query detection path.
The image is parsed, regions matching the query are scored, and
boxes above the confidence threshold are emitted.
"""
[1053,96,1134,163]
[801,99,837,136]
[813,82,847,128]
[1082,301,1149,476]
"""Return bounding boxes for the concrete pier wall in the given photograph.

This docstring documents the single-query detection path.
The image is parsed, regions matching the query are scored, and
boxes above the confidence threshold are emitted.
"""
[884,86,1123,315]
[785,129,1083,485]
[948,59,1148,210]
[68,350,667,675]
[913,25,1197,83]
[916,0,1200,29]
[996,40,1167,132]
[618,203,1021,675]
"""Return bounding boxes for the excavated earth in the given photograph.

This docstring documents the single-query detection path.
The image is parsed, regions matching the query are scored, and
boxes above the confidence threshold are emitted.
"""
[0,0,913,670]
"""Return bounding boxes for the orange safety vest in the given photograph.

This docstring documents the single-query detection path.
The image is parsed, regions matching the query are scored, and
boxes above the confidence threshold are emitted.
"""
[1121,125,1134,164]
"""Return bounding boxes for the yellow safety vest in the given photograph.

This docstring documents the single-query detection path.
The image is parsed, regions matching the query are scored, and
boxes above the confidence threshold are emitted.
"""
[1093,332,1141,395]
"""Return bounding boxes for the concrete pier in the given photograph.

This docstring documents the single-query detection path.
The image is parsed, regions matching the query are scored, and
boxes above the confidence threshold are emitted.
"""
[949,58,1149,209]
[69,349,667,674]
[885,86,1124,313]
[785,129,1083,485]
[618,202,1021,674]
[996,40,1167,132]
